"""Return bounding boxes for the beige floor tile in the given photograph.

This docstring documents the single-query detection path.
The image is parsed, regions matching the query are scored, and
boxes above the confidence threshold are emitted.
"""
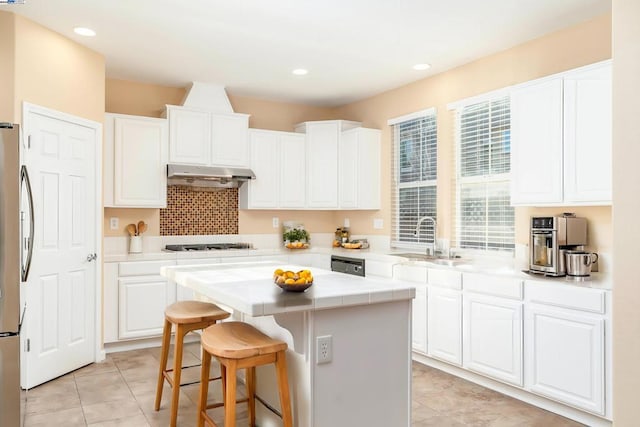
[26,373,77,399]
[87,413,150,427]
[25,392,82,415]
[82,399,144,424]
[76,372,133,405]
[24,407,86,427]
[74,358,119,378]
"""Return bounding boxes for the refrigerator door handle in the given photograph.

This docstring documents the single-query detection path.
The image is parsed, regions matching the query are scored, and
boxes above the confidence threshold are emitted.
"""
[20,165,34,282]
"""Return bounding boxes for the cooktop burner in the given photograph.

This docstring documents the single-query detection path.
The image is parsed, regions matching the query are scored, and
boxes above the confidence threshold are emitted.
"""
[164,243,253,252]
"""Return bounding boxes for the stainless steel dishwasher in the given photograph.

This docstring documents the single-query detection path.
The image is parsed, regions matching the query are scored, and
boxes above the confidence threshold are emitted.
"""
[330,255,365,277]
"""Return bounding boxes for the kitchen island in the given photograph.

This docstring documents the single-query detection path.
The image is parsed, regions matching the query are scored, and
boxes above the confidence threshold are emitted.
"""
[161,260,415,427]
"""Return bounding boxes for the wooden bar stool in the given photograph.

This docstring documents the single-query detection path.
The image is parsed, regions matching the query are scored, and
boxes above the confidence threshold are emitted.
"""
[197,321,293,427]
[154,301,230,427]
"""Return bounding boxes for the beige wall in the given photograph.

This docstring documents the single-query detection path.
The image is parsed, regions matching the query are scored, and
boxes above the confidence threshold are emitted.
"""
[333,13,612,250]
[0,12,15,121]
[612,0,640,424]
[13,15,105,124]
[106,79,185,118]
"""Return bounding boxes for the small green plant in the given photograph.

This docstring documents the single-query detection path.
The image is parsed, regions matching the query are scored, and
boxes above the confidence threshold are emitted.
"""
[283,228,310,242]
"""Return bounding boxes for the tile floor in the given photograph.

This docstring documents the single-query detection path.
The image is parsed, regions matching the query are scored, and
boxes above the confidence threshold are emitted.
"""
[23,344,583,426]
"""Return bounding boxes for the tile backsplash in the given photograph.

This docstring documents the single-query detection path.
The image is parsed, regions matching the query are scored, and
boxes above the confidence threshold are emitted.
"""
[160,186,238,235]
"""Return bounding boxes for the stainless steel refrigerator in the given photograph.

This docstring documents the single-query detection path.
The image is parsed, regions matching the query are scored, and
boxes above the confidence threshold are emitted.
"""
[0,123,32,427]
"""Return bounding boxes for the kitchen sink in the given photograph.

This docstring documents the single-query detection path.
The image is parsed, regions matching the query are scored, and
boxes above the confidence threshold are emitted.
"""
[391,253,469,266]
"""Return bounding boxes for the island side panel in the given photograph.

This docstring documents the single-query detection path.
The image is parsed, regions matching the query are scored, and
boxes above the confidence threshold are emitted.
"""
[312,299,412,427]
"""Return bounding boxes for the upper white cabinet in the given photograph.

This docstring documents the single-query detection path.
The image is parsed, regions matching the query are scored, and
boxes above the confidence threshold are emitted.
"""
[339,128,381,209]
[296,120,360,209]
[104,113,168,208]
[166,105,250,167]
[510,61,612,206]
[239,129,306,209]
[295,120,381,210]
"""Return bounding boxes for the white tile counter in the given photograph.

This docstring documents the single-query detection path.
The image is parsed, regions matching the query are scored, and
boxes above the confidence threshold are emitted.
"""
[160,260,415,316]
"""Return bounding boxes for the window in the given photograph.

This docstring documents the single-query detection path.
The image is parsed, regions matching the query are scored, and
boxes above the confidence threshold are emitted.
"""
[453,95,514,252]
[388,109,437,248]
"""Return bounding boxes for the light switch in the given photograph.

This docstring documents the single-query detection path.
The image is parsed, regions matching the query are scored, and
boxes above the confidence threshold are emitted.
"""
[110,217,119,230]
[373,218,383,229]
[344,218,350,228]
[272,217,279,228]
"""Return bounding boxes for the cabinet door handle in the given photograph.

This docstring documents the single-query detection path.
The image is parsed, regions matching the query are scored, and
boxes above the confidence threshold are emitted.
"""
[86,253,97,262]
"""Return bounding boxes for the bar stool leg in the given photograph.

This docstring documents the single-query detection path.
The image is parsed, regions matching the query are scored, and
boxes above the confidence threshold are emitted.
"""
[246,367,256,427]
[275,350,293,427]
[154,318,172,411]
[197,349,212,427]
[224,359,238,427]
[169,324,186,427]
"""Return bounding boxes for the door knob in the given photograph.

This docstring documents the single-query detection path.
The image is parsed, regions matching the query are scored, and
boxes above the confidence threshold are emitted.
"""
[86,253,97,262]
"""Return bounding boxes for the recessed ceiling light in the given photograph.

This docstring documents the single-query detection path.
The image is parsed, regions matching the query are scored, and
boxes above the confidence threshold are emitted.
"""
[292,68,309,76]
[413,63,431,71]
[74,27,96,37]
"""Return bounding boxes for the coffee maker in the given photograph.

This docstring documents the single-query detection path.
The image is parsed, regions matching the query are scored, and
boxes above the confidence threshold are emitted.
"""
[529,215,587,276]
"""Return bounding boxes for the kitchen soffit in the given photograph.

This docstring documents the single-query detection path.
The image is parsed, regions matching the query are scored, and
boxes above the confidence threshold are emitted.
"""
[0,0,610,107]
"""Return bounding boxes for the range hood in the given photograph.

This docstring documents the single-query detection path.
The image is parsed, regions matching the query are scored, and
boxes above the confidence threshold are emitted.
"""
[167,164,255,189]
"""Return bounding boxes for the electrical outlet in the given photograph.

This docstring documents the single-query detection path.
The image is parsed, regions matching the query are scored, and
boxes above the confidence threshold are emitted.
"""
[316,335,332,364]
[373,218,383,229]
[272,217,279,228]
[110,217,119,230]
[344,218,350,228]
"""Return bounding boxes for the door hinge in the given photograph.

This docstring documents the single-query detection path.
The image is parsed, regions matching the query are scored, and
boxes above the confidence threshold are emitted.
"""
[27,135,32,149]
[25,338,30,352]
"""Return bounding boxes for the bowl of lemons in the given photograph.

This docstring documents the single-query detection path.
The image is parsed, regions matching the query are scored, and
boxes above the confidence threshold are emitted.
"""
[273,268,314,292]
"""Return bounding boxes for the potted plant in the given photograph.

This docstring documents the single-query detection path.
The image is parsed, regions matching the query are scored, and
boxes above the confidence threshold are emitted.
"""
[283,227,310,249]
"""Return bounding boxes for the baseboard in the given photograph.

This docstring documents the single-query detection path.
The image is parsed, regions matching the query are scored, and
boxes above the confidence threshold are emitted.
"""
[412,353,612,427]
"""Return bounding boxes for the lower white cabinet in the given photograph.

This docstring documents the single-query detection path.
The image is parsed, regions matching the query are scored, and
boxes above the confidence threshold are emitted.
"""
[463,293,523,386]
[427,286,462,366]
[412,285,428,354]
[118,275,174,340]
[103,260,177,343]
[525,303,605,415]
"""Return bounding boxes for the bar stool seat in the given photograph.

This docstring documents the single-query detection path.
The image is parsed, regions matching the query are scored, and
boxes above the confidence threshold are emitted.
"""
[198,321,293,427]
[155,301,230,427]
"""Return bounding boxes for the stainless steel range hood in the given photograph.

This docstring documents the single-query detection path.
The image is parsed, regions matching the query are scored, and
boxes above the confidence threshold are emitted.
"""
[167,164,255,189]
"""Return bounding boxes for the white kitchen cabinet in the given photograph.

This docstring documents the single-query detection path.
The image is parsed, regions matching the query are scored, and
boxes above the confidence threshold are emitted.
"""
[166,105,250,167]
[563,65,612,204]
[412,285,428,354]
[510,60,612,206]
[339,128,381,209]
[427,285,462,366]
[524,281,607,415]
[103,260,177,343]
[463,293,523,386]
[239,129,305,209]
[296,120,361,209]
[118,275,175,340]
[510,79,564,205]
[104,113,168,208]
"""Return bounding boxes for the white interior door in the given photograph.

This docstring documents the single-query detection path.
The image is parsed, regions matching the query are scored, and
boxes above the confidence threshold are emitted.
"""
[22,106,100,389]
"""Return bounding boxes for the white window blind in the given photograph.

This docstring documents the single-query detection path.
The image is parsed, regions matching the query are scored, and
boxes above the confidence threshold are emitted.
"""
[453,96,514,252]
[390,110,437,248]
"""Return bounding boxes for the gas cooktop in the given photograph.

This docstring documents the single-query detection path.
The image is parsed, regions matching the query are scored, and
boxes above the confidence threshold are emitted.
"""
[164,243,254,252]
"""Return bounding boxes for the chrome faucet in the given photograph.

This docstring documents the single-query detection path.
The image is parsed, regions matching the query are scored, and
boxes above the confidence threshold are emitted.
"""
[414,216,437,256]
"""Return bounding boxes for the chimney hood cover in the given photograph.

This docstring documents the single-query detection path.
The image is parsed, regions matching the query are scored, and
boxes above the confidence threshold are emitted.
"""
[167,164,255,188]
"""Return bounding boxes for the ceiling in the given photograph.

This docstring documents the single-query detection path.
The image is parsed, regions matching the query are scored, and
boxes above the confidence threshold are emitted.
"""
[1,0,610,107]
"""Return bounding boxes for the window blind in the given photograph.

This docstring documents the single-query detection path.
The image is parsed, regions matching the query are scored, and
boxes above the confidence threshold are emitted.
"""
[390,111,437,248]
[453,96,514,252]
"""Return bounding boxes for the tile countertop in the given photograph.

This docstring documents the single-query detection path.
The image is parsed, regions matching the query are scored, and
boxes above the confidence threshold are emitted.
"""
[160,261,416,316]
[106,245,612,291]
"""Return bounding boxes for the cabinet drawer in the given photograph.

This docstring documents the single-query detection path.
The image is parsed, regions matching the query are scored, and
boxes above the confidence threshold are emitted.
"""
[428,268,462,290]
[525,281,606,314]
[119,260,176,276]
[393,264,427,283]
[464,273,523,300]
